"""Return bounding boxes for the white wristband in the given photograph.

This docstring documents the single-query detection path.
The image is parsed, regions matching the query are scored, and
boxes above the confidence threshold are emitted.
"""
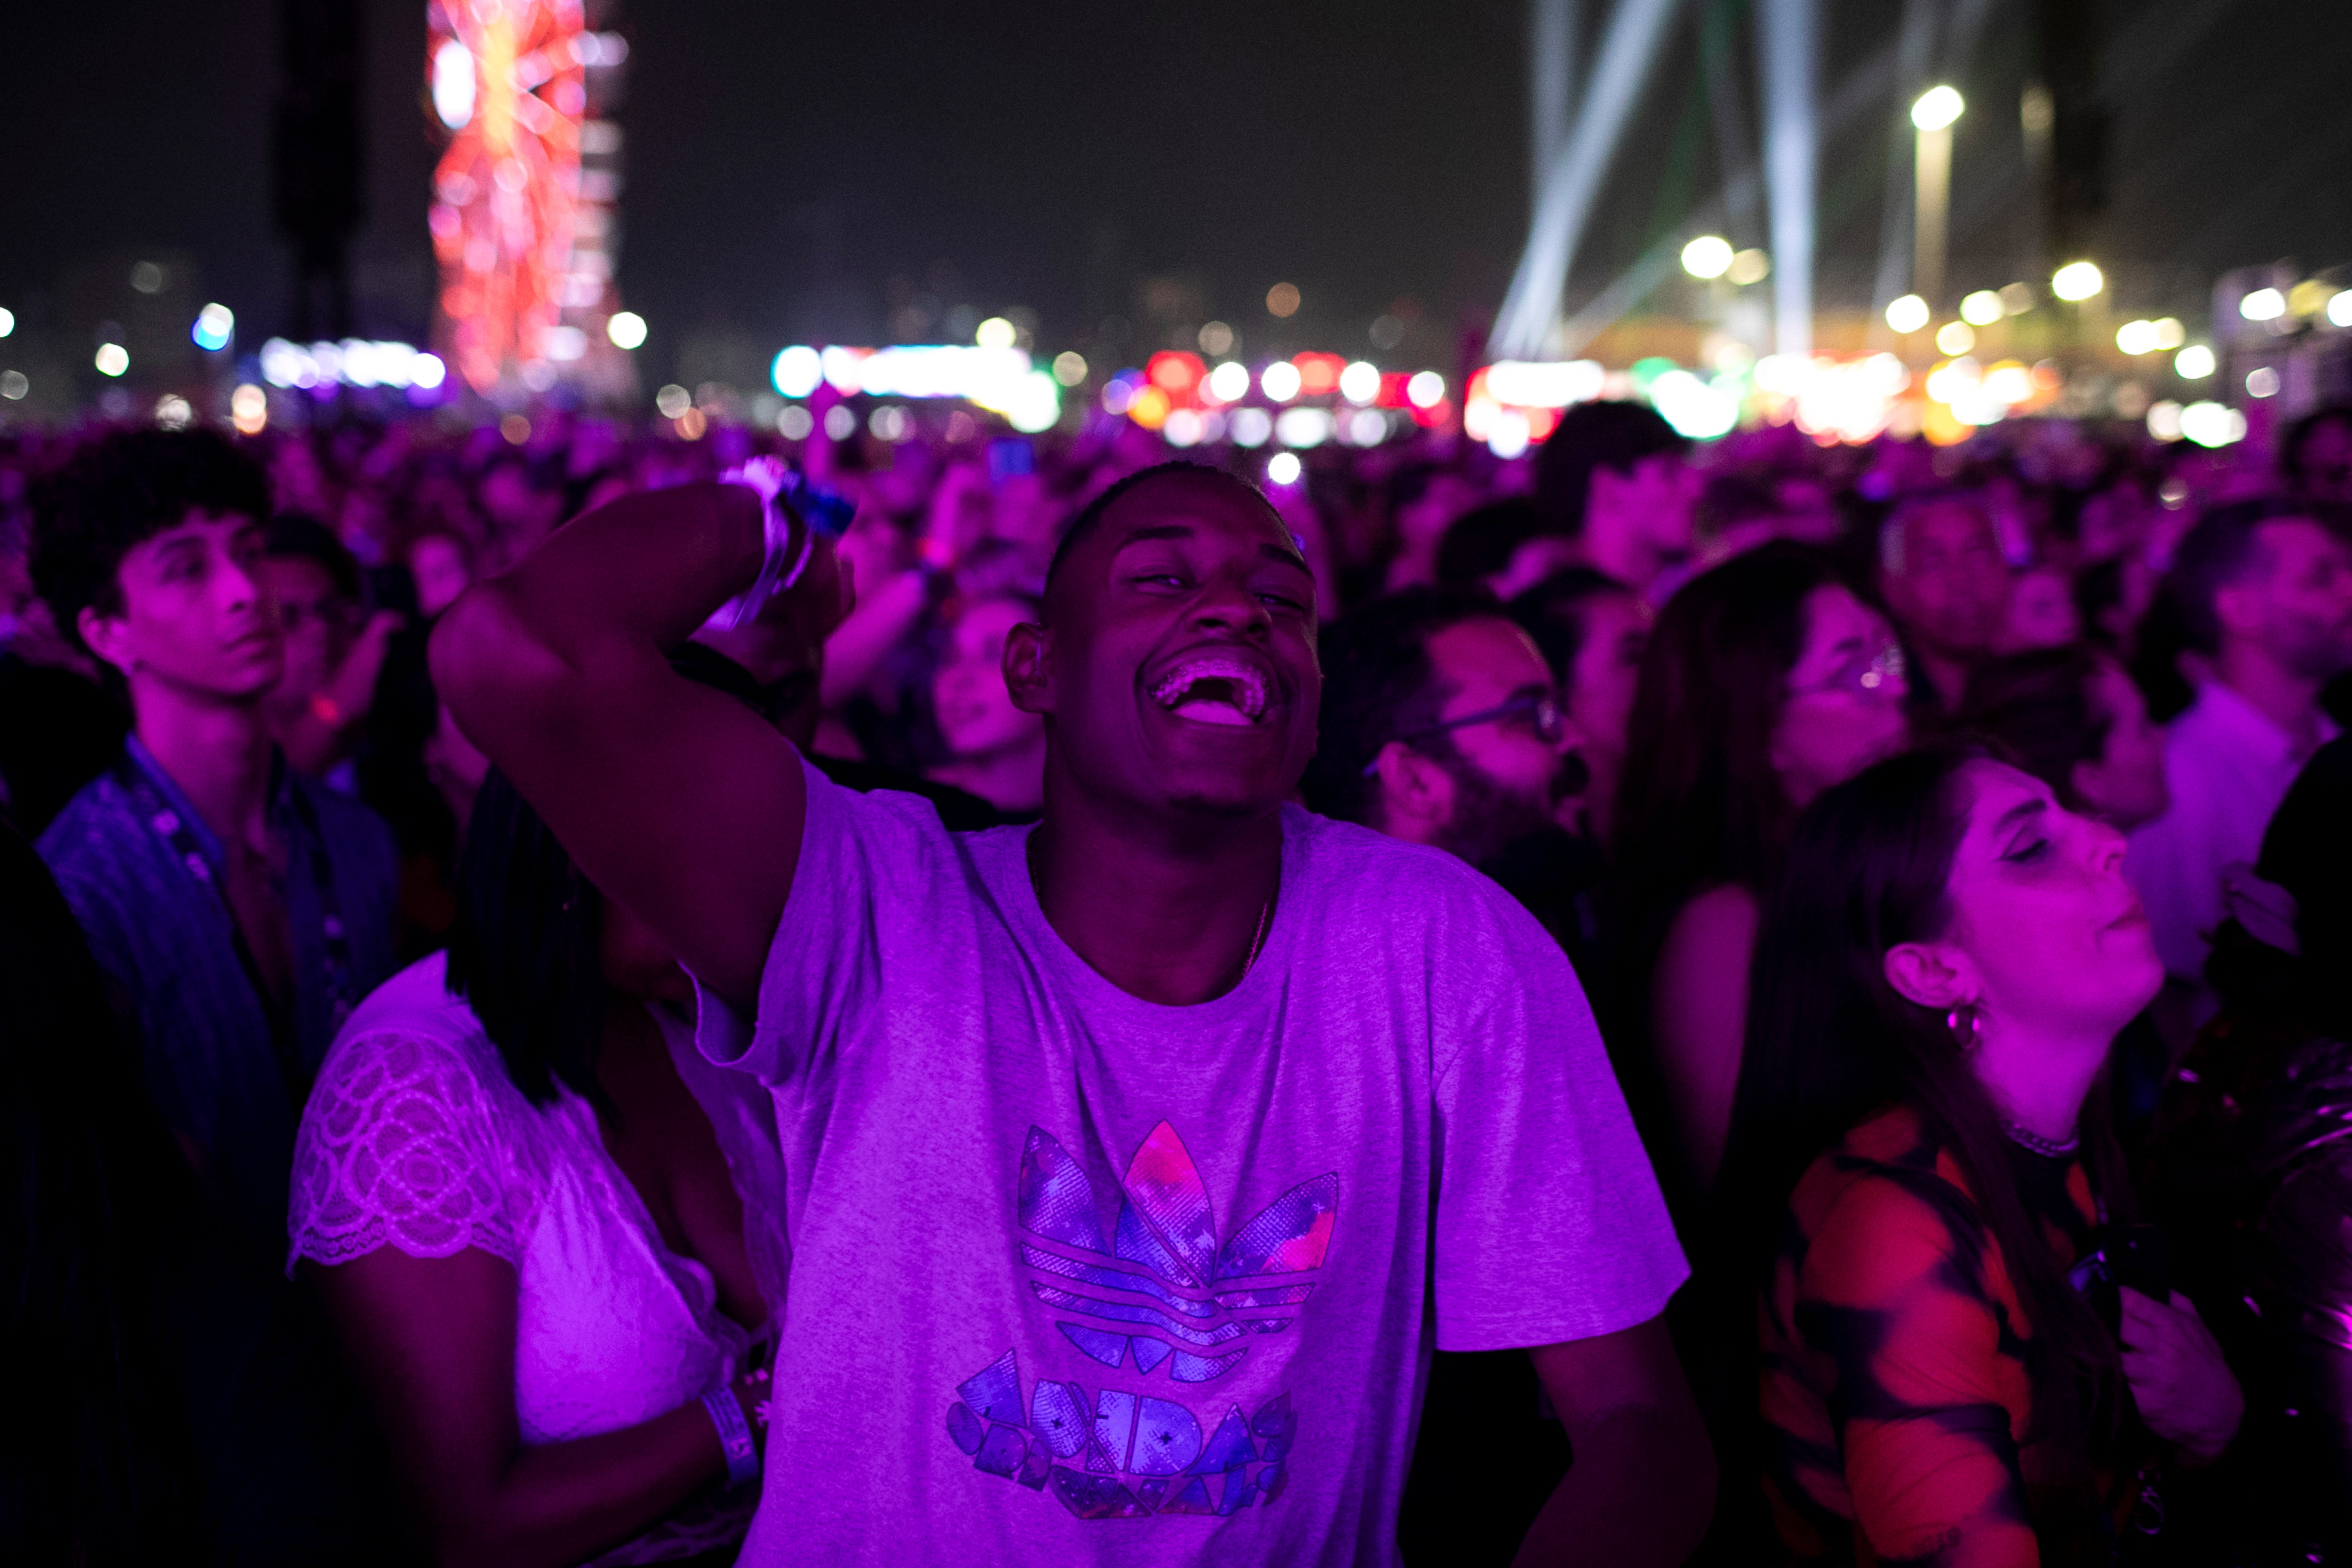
[718,457,811,629]
[702,1386,760,1488]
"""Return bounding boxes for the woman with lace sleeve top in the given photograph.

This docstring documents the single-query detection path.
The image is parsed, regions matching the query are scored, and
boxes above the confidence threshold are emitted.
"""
[287,771,789,1568]
[1718,745,2243,1566]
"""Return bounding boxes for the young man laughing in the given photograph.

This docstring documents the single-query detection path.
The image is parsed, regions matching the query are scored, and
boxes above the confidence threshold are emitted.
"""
[433,461,1706,1566]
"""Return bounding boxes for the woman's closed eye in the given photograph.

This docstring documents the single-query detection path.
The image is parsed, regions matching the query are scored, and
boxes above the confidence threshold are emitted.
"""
[2002,836,2051,865]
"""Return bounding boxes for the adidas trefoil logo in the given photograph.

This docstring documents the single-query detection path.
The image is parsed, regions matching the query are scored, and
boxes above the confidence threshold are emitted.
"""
[1017,1120,1338,1382]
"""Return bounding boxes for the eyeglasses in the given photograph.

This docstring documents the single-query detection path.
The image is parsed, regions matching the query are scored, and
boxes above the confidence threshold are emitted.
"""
[1362,692,1566,776]
[1787,641,1907,704]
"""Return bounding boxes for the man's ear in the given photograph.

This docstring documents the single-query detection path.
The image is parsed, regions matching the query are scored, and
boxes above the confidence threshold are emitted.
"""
[1003,619,1050,716]
[77,605,135,679]
[1371,741,1452,834]
[1883,940,1972,1012]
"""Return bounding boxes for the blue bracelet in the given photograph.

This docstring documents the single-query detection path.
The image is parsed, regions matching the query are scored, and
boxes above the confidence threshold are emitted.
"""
[702,1387,761,1488]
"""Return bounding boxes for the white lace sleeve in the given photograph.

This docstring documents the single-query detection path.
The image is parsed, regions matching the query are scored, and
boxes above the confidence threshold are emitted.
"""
[288,1027,527,1272]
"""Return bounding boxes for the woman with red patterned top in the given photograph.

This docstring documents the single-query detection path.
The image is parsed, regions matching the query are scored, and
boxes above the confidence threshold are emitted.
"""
[1717,745,2243,1565]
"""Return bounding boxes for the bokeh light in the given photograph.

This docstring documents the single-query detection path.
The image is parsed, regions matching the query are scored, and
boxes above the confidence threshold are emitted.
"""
[1207,360,1251,403]
[2239,287,2286,322]
[1726,249,1771,287]
[1935,321,1975,355]
[2173,344,2215,379]
[1884,294,1930,334]
[94,343,128,377]
[1959,291,2003,327]
[1198,321,1235,356]
[1265,451,1302,485]
[1052,350,1089,386]
[1339,360,1381,404]
[192,303,236,351]
[1260,361,1302,402]
[2050,262,2104,302]
[1275,407,1333,448]
[1679,235,1734,280]
[230,383,267,433]
[771,346,822,398]
[975,316,1017,350]
[1406,370,1446,409]
[607,310,647,349]
[1910,85,1964,131]
[1265,282,1301,318]
[1646,370,1740,438]
[2179,400,2245,447]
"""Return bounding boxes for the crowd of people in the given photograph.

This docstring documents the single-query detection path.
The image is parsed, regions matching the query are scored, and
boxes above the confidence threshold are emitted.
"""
[5,383,2352,1566]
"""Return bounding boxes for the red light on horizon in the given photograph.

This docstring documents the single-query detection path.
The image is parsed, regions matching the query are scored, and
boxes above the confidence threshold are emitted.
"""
[1147,351,1206,396]
[1292,352,1345,397]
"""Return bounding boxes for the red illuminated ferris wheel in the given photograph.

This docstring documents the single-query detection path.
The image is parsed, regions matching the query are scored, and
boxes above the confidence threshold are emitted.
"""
[427,0,626,396]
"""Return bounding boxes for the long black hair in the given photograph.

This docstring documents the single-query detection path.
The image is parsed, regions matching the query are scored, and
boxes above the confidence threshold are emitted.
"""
[1603,541,1848,1211]
[0,827,201,1561]
[1718,743,2130,1458]
[444,768,608,1111]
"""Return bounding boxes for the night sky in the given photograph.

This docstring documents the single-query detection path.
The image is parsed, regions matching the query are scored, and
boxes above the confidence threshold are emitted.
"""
[1,0,2345,392]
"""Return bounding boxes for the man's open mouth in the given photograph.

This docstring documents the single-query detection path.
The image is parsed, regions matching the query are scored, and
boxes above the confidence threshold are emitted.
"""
[1148,655,1271,727]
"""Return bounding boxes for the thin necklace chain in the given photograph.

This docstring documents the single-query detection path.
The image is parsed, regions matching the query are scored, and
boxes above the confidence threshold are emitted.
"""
[2002,1121,2081,1158]
[1239,890,1273,979]
[1027,833,1275,984]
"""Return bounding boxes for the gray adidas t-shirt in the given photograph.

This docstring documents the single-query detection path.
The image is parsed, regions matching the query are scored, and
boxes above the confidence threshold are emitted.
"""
[700,759,1685,1565]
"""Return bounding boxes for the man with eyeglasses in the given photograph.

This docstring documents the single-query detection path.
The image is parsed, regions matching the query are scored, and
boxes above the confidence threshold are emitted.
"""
[1304,586,1589,895]
[1305,585,1651,1563]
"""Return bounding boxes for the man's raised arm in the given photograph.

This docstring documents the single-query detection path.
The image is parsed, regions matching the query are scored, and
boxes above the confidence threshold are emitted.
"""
[430,482,810,1012]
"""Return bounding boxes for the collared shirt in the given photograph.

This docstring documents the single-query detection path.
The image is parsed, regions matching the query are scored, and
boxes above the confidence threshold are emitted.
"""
[2126,680,2338,985]
[39,734,398,1256]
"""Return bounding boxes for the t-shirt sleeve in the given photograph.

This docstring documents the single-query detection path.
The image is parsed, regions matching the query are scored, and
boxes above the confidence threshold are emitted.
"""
[1430,883,1688,1349]
[696,756,956,1086]
[1798,1175,2038,1568]
[286,1027,525,1275]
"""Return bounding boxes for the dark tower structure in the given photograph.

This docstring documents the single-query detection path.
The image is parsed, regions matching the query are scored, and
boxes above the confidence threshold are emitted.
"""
[2036,0,2109,267]
[274,0,365,342]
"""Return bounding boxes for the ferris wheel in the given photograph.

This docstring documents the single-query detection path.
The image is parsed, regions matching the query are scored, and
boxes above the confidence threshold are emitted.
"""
[426,0,621,395]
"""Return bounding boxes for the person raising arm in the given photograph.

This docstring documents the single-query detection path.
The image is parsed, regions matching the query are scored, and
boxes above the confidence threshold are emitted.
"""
[435,462,1707,1567]
[430,479,825,1012]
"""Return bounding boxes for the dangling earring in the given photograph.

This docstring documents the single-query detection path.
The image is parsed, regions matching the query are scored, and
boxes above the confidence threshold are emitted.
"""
[1946,1002,1980,1050]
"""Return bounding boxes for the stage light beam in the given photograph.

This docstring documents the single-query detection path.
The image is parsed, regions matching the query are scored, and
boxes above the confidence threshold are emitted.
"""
[1758,0,1820,354]
[1491,0,1682,358]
